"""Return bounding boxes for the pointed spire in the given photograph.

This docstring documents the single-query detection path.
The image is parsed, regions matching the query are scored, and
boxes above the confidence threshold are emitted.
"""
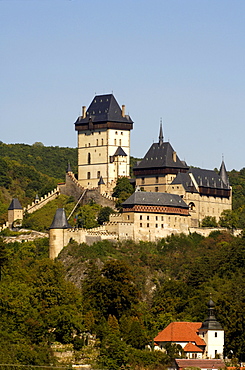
[199,297,223,331]
[98,176,105,185]
[219,158,229,187]
[66,161,72,173]
[159,119,164,146]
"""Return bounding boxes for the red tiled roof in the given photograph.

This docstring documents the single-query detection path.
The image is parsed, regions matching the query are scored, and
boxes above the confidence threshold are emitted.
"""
[175,359,225,369]
[184,342,203,353]
[154,322,205,346]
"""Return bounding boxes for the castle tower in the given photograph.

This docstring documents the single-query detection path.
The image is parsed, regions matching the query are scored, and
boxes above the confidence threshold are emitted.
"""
[8,198,23,229]
[74,94,133,193]
[198,298,224,359]
[49,208,71,259]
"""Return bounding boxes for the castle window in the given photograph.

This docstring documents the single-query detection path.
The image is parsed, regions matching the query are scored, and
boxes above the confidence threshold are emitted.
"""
[127,215,130,220]
[114,139,116,145]
[97,171,100,178]
[161,224,164,228]
[147,223,149,227]
[147,216,149,220]
[140,215,142,220]
[88,153,91,164]
[156,176,159,183]
[215,332,217,337]
[121,132,123,135]
[87,172,91,179]
[155,187,159,192]
[96,139,98,146]
[115,131,118,135]
[141,177,145,184]
[119,139,122,146]
[140,223,142,227]
[156,216,158,220]
[101,139,104,145]
[88,143,90,147]
[155,224,158,228]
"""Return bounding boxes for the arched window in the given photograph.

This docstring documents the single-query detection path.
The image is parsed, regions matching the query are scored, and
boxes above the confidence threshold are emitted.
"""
[97,171,100,178]
[88,153,91,164]
[189,202,195,211]
[87,172,91,179]
[101,139,104,146]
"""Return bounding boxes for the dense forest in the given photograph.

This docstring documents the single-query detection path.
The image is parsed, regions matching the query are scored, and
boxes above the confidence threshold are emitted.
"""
[1,232,245,368]
[1,142,245,368]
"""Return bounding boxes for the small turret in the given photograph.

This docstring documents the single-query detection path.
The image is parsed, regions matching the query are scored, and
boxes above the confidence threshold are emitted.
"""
[49,208,71,259]
[66,161,72,173]
[219,159,229,187]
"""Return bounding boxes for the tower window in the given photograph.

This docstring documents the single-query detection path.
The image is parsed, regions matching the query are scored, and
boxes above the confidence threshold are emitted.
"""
[119,139,122,146]
[155,187,159,192]
[97,171,100,178]
[141,177,145,184]
[215,332,217,337]
[101,139,103,145]
[87,172,91,179]
[96,139,98,146]
[156,176,159,183]
[88,153,91,164]
[114,139,116,145]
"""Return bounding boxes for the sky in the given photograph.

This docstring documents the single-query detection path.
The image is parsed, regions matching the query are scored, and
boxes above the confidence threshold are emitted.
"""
[1,0,245,171]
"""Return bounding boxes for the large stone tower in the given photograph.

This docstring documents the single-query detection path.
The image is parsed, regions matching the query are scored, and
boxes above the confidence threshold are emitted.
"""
[74,94,133,193]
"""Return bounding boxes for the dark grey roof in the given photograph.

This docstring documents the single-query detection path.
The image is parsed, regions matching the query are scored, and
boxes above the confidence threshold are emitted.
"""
[66,161,72,173]
[172,167,230,190]
[8,198,22,210]
[75,94,133,125]
[49,208,71,229]
[114,146,127,156]
[122,191,188,209]
[98,176,105,185]
[133,141,188,170]
[219,160,229,186]
[199,299,223,331]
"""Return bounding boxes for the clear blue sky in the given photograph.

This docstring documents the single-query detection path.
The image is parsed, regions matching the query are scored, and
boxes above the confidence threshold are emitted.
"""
[1,0,245,171]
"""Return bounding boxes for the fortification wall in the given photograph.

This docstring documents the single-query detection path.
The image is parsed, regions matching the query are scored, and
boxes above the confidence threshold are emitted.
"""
[24,187,60,214]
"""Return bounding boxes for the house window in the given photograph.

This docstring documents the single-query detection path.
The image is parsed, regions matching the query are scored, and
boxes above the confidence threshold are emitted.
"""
[87,172,91,179]
[97,171,100,178]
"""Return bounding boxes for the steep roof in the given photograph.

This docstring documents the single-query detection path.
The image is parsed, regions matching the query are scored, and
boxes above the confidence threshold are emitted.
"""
[183,342,203,353]
[175,359,225,369]
[133,141,188,170]
[75,94,133,125]
[122,191,188,209]
[172,167,230,190]
[219,160,229,186]
[49,208,71,229]
[114,146,127,156]
[154,322,205,346]
[8,198,22,210]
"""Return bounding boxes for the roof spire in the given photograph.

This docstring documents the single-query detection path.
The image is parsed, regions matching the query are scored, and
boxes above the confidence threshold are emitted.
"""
[219,157,229,187]
[159,119,164,146]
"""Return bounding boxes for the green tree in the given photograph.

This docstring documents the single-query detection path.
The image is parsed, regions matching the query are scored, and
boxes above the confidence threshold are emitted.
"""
[97,206,114,225]
[219,209,238,231]
[112,177,134,210]
[201,216,218,227]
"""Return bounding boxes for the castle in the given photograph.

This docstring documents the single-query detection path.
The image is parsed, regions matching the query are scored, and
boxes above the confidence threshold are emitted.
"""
[49,93,232,259]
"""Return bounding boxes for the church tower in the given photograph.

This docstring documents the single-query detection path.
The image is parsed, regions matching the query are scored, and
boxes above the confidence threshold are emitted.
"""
[198,298,224,359]
[74,94,133,193]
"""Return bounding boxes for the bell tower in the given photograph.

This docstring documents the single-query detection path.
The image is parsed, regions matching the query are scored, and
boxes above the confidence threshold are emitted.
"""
[74,94,133,193]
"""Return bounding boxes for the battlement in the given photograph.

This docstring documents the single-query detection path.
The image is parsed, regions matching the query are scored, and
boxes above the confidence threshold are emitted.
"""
[24,187,60,214]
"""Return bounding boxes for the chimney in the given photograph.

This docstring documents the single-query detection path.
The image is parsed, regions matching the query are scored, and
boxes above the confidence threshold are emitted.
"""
[82,106,86,119]
[122,105,125,117]
[173,151,177,162]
